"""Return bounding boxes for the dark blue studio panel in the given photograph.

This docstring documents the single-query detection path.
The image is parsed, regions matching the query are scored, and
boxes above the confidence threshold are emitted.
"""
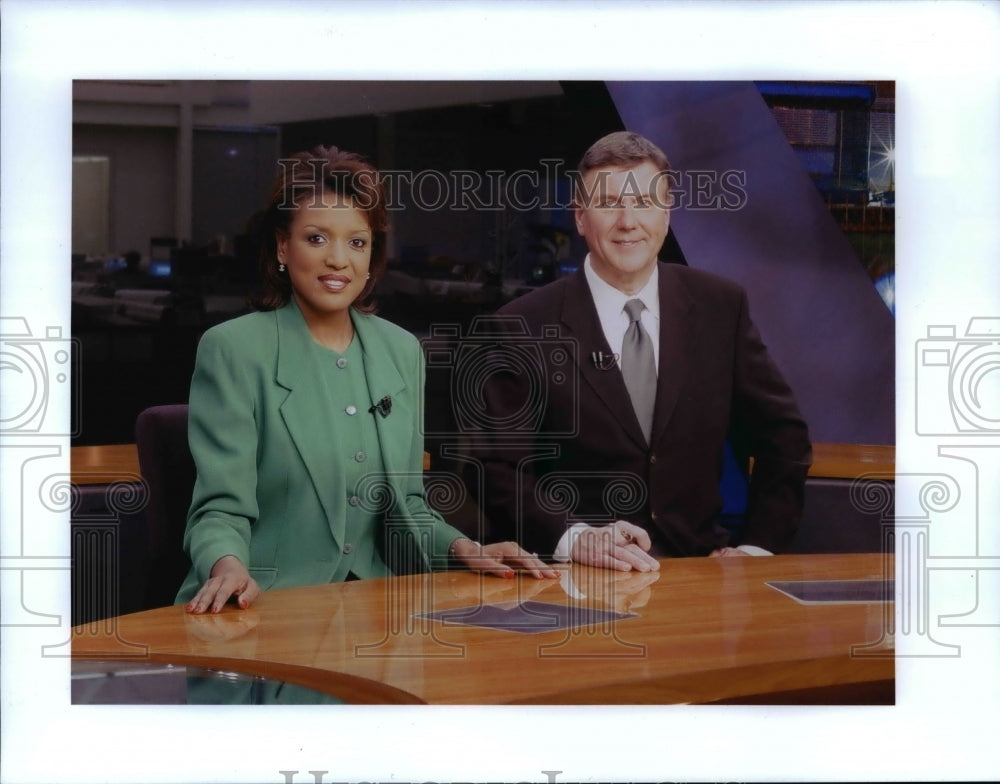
[607,81,894,446]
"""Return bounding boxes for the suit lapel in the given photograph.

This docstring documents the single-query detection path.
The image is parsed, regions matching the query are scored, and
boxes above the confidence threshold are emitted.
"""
[274,302,347,545]
[650,265,696,446]
[352,313,409,479]
[559,270,648,450]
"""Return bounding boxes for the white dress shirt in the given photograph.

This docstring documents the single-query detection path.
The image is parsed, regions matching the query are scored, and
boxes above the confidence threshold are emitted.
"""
[584,256,661,370]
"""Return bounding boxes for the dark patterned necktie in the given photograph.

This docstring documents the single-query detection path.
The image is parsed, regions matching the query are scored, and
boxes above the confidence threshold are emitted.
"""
[622,298,656,444]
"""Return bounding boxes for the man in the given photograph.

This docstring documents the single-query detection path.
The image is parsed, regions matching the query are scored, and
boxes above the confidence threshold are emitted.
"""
[479,131,812,571]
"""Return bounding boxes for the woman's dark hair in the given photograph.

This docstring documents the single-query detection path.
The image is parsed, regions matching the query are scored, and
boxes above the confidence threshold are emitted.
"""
[250,145,388,313]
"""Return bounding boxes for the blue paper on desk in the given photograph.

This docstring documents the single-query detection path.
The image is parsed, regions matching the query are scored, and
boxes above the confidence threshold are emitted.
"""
[766,579,894,604]
[415,600,636,634]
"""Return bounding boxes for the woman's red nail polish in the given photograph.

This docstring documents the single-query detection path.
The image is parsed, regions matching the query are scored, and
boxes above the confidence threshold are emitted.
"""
[504,569,515,579]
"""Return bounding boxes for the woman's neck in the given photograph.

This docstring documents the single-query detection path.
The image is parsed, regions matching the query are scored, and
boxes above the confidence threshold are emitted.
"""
[305,309,354,353]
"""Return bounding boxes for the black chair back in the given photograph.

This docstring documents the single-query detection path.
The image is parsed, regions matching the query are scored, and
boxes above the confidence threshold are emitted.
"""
[135,404,194,608]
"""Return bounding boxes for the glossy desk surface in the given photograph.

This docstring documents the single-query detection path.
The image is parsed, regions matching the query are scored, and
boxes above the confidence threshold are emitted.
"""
[808,443,894,479]
[71,443,893,485]
[70,443,141,485]
[72,554,893,704]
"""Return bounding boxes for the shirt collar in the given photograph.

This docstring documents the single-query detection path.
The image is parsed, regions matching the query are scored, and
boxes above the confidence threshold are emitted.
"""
[583,255,660,323]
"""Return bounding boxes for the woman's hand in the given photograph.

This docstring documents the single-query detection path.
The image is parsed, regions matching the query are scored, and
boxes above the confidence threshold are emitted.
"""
[450,538,560,580]
[185,555,261,613]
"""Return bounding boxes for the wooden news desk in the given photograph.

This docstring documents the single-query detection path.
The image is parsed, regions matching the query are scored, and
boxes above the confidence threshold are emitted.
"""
[70,443,141,485]
[72,553,893,705]
[70,442,894,485]
[808,443,894,479]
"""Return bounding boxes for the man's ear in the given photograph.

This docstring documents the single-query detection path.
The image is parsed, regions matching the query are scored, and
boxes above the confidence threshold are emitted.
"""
[573,204,586,236]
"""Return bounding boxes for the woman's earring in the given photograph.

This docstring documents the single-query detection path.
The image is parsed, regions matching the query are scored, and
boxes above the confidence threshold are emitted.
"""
[279,262,286,272]
[366,273,370,280]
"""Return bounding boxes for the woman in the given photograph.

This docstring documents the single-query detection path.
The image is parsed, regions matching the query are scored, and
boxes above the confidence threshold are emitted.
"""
[177,145,556,614]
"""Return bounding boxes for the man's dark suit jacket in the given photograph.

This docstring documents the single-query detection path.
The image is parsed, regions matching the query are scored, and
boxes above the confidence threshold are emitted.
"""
[479,262,812,557]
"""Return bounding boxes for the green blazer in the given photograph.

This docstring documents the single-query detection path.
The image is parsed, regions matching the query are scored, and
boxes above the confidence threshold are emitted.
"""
[175,301,463,604]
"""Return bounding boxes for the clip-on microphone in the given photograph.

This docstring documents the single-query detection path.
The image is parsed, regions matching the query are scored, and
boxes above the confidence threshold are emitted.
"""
[369,395,392,418]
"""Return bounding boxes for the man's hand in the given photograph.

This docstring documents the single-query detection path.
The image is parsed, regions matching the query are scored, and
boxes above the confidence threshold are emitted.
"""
[185,555,261,613]
[570,522,660,572]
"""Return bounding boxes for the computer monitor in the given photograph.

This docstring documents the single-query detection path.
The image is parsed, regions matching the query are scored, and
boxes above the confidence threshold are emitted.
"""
[148,260,172,278]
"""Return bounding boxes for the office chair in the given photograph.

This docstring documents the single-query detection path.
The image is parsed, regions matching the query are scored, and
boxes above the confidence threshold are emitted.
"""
[135,404,194,609]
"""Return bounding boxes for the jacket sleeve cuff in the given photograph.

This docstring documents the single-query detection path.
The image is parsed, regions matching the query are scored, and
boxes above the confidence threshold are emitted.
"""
[553,522,592,562]
[736,544,772,556]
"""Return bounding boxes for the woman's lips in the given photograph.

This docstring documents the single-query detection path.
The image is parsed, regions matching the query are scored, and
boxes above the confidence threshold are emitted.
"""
[319,274,350,292]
